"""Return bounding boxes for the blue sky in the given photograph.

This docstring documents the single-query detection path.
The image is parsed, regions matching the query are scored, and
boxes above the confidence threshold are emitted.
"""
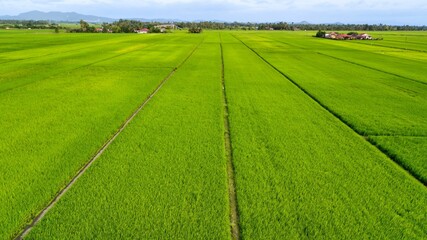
[0,0,426,25]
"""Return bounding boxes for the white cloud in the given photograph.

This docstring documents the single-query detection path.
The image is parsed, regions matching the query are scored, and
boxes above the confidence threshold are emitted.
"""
[1,0,426,9]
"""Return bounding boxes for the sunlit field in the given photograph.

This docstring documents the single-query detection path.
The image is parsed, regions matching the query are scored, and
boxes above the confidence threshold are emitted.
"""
[1,29,426,239]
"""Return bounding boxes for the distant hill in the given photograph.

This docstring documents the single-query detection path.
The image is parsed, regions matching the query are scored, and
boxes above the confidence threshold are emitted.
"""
[0,11,115,23]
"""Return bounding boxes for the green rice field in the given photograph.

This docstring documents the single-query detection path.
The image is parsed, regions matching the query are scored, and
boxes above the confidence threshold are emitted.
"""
[1,29,426,239]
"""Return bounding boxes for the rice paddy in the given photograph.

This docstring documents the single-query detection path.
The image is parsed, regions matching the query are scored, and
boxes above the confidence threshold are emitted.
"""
[1,29,426,239]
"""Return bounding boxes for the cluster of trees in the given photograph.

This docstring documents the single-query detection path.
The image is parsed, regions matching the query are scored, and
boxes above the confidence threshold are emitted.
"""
[102,20,150,33]
[0,20,62,29]
[69,19,172,33]
[316,30,326,38]
[188,26,202,33]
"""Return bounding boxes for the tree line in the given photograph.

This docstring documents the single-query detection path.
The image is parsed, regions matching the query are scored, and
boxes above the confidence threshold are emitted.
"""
[0,20,62,29]
[1,19,426,32]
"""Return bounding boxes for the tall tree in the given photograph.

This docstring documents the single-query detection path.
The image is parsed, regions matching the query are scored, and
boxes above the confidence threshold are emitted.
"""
[80,20,89,32]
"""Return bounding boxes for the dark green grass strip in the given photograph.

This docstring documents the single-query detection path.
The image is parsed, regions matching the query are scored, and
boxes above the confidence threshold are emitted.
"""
[368,136,427,185]
[316,52,427,86]
[14,41,203,240]
[232,34,426,187]
[219,34,240,240]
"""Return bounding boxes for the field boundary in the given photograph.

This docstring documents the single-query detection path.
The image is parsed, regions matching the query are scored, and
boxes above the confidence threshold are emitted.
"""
[367,136,427,185]
[219,34,241,240]
[316,52,427,86]
[369,135,427,138]
[14,40,203,240]
[232,34,426,187]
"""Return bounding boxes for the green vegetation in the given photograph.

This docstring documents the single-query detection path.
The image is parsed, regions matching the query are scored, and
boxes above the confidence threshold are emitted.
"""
[27,36,230,239]
[221,32,426,239]
[188,26,203,33]
[0,31,201,239]
[0,30,426,239]
[232,31,427,185]
[369,136,427,184]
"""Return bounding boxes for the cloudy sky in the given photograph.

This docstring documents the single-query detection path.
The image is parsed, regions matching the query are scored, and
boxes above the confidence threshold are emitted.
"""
[0,0,426,24]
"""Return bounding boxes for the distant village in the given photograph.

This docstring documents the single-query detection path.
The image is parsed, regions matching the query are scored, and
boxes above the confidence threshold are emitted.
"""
[315,30,382,40]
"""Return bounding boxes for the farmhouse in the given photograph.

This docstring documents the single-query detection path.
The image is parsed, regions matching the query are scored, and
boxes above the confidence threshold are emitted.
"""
[135,28,149,34]
[357,33,373,40]
[155,24,176,32]
[323,31,373,40]
[325,32,338,39]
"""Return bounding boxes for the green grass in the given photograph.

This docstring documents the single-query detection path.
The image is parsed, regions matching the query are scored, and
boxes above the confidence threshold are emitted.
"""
[238,34,427,136]
[350,33,427,52]
[232,31,427,187]
[0,32,201,239]
[27,35,230,239]
[0,34,196,93]
[1,30,426,239]
[221,32,427,239]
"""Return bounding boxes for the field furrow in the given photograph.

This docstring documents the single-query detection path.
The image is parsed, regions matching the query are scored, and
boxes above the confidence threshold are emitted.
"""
[219,37,240,240]
[369,136,427,184]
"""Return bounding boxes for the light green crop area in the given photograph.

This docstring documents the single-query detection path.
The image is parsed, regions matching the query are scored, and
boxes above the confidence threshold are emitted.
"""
[0,31,201,239]
[233,31,427,185]
[0,30,426,239]
[27,35,230,239]
[221,32,426,239]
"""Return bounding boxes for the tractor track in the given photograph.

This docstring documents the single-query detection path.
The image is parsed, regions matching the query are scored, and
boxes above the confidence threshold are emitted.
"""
[219,34,240,240]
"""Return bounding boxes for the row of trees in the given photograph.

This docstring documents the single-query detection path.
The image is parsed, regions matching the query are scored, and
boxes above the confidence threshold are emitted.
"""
[69,19,172,33]
[0,20,62,29]
[1,19,426,32]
